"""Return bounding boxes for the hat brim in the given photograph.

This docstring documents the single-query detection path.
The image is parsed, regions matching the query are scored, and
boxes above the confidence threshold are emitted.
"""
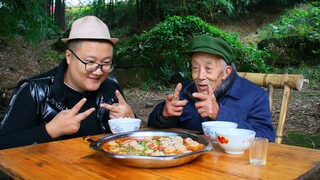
[61,37,119,44]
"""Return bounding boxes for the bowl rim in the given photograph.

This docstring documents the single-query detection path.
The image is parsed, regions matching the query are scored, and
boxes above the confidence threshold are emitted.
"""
[108,118,142,124]
[215,128,256,136]
[201,121,238,127]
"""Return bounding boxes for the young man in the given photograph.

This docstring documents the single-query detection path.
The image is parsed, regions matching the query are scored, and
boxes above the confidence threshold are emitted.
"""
[0,16,135,149]
[148,34,275,142]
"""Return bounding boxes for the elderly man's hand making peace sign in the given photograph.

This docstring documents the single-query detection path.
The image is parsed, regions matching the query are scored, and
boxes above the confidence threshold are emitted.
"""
[163,83,220,120]
[163,83,188,117]
[192,84,220,120]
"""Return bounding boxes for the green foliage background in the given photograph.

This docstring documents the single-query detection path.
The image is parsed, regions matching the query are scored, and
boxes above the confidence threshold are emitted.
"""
[115,16,270,85]
[0,0,319,151]
[256,2,320,89]
[0,0,57,45]
[0,0,319,89]
[258,2,320,40]
[257,2,320,65]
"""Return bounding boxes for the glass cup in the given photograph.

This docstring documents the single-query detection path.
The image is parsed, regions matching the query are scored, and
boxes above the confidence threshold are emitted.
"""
[249,137,268,165]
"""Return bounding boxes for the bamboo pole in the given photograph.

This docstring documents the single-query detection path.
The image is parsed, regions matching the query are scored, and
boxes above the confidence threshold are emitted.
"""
[267,83,275,111]
[237,72,304,91]
[275,84,291,144]
[238,72,303,144]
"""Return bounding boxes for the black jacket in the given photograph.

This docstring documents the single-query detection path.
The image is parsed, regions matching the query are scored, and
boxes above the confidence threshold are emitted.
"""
[0,59,122,149]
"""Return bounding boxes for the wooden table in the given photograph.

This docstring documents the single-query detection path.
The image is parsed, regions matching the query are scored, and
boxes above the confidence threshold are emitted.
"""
[0,132,319,179]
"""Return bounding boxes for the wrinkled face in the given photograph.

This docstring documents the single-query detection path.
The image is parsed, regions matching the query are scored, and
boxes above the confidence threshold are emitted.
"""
[65,40,113,92]
[191,52,229,94]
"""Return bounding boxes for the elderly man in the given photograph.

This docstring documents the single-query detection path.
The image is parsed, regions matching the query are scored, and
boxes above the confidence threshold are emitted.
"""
[0,16,135,149]
[148,34,275,142]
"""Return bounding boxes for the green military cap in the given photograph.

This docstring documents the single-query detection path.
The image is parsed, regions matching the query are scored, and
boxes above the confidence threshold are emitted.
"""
[187,34,235,64]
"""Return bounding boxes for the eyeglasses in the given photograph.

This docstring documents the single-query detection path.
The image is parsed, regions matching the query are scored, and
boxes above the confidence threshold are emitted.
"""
[68,49,114,73]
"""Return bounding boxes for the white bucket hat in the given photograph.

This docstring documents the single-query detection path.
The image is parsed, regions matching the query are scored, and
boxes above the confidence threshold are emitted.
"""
[61,16,119,44]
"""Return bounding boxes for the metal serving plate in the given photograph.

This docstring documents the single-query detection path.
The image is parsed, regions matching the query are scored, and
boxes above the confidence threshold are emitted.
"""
[89,130,213,168]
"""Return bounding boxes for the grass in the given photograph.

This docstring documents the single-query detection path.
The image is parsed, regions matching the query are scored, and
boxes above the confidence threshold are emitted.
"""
[282,132,320,149]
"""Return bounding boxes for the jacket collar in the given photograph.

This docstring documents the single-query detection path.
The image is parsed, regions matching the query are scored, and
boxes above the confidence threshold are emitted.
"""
[224,73,241,100]
[50,59,68,102]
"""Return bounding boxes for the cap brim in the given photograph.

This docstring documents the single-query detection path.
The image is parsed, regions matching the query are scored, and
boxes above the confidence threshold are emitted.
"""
[186,48,229,63]
[186,48,224,57]
[61,37,119,44]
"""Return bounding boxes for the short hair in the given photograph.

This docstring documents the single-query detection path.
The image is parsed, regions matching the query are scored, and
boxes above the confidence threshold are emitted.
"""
[220,59,228,68]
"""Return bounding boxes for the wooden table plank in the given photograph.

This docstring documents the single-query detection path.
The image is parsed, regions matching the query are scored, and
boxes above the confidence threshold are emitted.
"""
[0,133,319,179]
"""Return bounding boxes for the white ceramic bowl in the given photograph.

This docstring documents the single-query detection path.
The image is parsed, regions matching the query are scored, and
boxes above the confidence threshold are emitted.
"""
[215,128,256,154]
[108,118,141,134]
[202,121,238,143]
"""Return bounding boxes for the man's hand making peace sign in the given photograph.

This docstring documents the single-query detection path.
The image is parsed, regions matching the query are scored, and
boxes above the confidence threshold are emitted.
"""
[100,90,135,119]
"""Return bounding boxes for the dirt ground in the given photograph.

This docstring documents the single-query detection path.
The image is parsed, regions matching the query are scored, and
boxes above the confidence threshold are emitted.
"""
[0,38,319,136]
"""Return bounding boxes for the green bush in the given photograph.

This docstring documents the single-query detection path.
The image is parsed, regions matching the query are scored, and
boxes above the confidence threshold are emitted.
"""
[257,3,320,66]
[115,15,270,85]
[161,0,247,18]
[258,3,320,40]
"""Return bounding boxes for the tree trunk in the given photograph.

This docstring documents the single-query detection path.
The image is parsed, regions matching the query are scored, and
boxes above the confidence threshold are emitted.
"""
[136,0,141,22]
[43,0,53,19]
[107,0,113,27]
[54,0,66,30]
